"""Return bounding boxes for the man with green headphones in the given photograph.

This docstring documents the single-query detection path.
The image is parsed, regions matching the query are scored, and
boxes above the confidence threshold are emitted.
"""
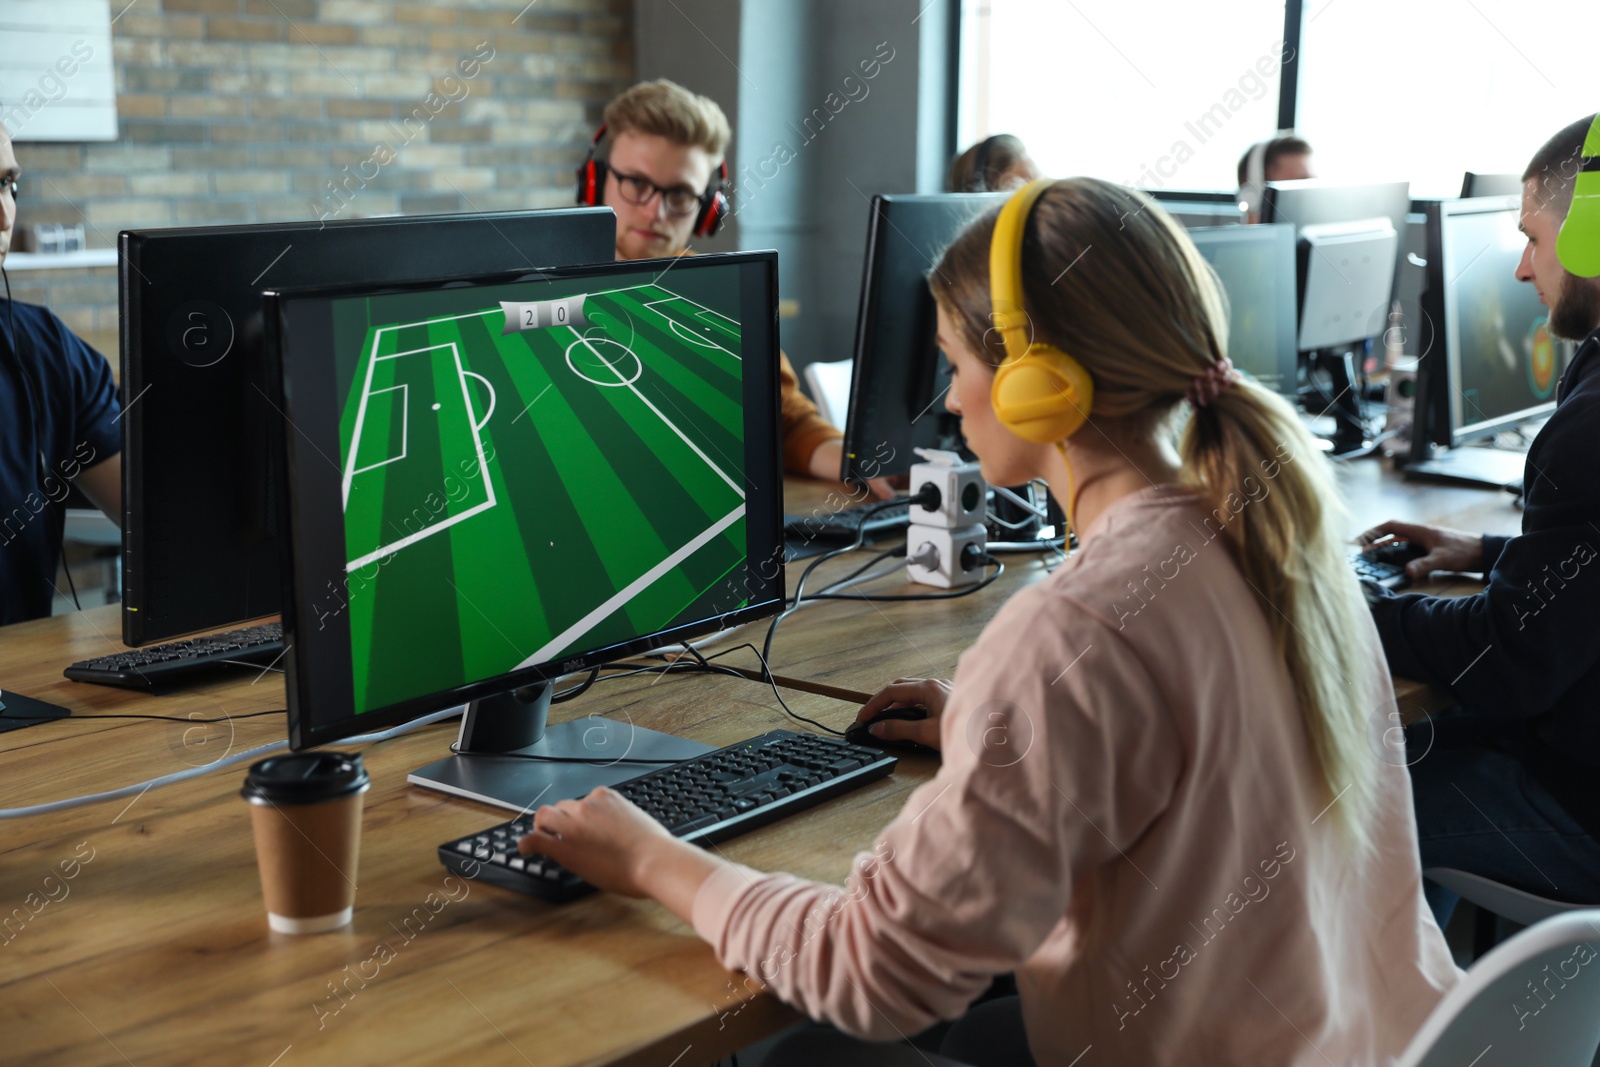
[1361,113,1600,926]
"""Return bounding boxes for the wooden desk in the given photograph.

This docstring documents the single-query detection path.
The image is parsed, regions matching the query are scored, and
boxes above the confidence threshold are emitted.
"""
[2,474,973,1067]
[0,466,1523,1065]
[763,464,1524,718]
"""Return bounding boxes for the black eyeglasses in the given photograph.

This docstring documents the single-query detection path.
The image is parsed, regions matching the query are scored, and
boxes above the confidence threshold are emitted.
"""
[609,167,703,217]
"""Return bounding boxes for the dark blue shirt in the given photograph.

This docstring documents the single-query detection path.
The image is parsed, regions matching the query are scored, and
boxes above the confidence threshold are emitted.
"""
[0,298,121,626]
[1370,326,1600,834]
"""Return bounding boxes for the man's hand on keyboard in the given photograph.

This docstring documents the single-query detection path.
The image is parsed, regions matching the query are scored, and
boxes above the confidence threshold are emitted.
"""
[1358,519,1485,580]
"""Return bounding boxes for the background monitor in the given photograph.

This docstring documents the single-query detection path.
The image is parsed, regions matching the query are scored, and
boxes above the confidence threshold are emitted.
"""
[1262,179,1412,254]
[1461,172,1524,199]
[1432,197,1569,446]
[1186,223,1298,397]
[1262,179,1414,338]
[119,207,616,647]
[1150,188,1246,228]
[840,193,1005,483]
[268,252,785,810]
[1293,218,1400,352]
[1263,180,1412,310]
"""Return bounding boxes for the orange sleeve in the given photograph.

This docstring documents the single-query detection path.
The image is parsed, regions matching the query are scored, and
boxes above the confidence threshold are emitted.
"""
[779,350,843,476]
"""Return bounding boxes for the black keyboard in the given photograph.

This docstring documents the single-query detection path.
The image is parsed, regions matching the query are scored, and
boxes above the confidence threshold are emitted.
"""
[785,499,911,543]
[1348,552,1411,591]
[438,729,897,903]
[64,622,286,689]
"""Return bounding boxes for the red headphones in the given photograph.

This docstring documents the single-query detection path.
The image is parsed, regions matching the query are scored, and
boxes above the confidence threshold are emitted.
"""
[574,125,729,239]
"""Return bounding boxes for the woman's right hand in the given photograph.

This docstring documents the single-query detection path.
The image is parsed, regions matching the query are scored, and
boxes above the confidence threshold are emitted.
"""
[1358,519,1485,579]
[854,677,952,750]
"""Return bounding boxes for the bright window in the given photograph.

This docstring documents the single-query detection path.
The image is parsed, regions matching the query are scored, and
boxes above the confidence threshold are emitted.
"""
[1287,0,1597,198]
[958,0,1291,193]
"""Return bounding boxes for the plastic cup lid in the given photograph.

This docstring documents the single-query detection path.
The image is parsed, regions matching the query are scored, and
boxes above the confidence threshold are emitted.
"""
[241,751,369,805]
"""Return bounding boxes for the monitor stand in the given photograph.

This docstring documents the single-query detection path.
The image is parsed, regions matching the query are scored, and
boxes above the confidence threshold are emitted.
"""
[407,682,711,814]
[1304,349,1374,458]
[0,690,71,734]
[1404,446,1526,490]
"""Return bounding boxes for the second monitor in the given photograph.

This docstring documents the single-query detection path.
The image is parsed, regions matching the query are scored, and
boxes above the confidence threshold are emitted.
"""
[841,193,1005,484]
[120,207,616,646]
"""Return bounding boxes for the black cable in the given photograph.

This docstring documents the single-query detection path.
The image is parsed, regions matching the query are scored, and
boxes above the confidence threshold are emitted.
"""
[721,640,844,735]
[550,666,600,704]
[804,557,1005,601]
[764,494,931,676]
[762,539,861,670]
[781,544,904,605]
[438,650,760,760]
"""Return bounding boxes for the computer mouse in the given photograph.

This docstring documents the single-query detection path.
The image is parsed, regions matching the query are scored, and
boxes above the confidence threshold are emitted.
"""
[1367,540,1427,568]
[844,705,935,753]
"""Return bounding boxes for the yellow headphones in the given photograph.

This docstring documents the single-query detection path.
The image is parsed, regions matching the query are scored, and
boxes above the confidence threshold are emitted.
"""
[989,179,1095,443]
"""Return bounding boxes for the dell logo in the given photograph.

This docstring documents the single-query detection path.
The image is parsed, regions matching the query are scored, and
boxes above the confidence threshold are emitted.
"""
[563,658,583,673]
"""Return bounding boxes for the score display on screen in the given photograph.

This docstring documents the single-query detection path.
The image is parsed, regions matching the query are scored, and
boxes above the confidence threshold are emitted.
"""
[500,295,590,335]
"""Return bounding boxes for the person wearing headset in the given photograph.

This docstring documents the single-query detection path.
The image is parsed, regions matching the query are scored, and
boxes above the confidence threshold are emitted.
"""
[948,133,1041,193]
[1359,114,1600,927]
[579,80,894,498]
[0,123,122,626]
[513,179,1457,1065]
[1236,133,1313,223]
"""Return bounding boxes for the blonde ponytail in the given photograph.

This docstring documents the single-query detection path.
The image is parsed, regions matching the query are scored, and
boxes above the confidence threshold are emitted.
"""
[1184,380,1377,848]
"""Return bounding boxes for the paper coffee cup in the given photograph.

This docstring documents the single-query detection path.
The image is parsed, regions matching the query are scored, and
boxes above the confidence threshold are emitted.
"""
[242,752,369,934]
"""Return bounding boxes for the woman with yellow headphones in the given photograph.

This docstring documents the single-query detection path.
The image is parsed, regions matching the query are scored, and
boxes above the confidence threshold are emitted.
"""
[516,179,1460,1066]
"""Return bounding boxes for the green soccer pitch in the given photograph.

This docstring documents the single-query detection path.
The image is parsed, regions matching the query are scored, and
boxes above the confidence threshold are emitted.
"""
[335,281,748,714]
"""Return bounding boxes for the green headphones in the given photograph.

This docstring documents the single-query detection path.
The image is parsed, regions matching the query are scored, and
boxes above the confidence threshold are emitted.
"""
[1557,113,1600,278]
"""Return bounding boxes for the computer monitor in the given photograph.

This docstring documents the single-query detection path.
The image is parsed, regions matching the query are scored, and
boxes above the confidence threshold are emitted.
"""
[1262,179,1411,452]
[1293,218,1400,352]
[1461,172,1523,199]
[1262,179,1412,254]
[1185,223,1298,397]
[118,208,616,646]
[1150,189,1246,228]
[1262,179,1412,331]
[267,251,785,811]
[840,193,1006,483]
[1414,196,1570,459]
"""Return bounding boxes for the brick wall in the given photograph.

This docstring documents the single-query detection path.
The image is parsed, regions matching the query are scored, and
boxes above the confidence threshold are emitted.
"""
[6,0,635,341]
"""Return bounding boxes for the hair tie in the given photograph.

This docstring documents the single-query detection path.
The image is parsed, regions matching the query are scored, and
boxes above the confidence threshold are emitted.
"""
[1187,358,1238,409]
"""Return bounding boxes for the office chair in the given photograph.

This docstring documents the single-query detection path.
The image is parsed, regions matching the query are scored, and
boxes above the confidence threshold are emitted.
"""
[1427,866,1596,958]
[801,358,853,430]
[1396,908,1600,1067]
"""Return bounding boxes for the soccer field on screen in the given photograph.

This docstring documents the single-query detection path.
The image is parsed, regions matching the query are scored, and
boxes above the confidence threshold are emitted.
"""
[334,278,748,713]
